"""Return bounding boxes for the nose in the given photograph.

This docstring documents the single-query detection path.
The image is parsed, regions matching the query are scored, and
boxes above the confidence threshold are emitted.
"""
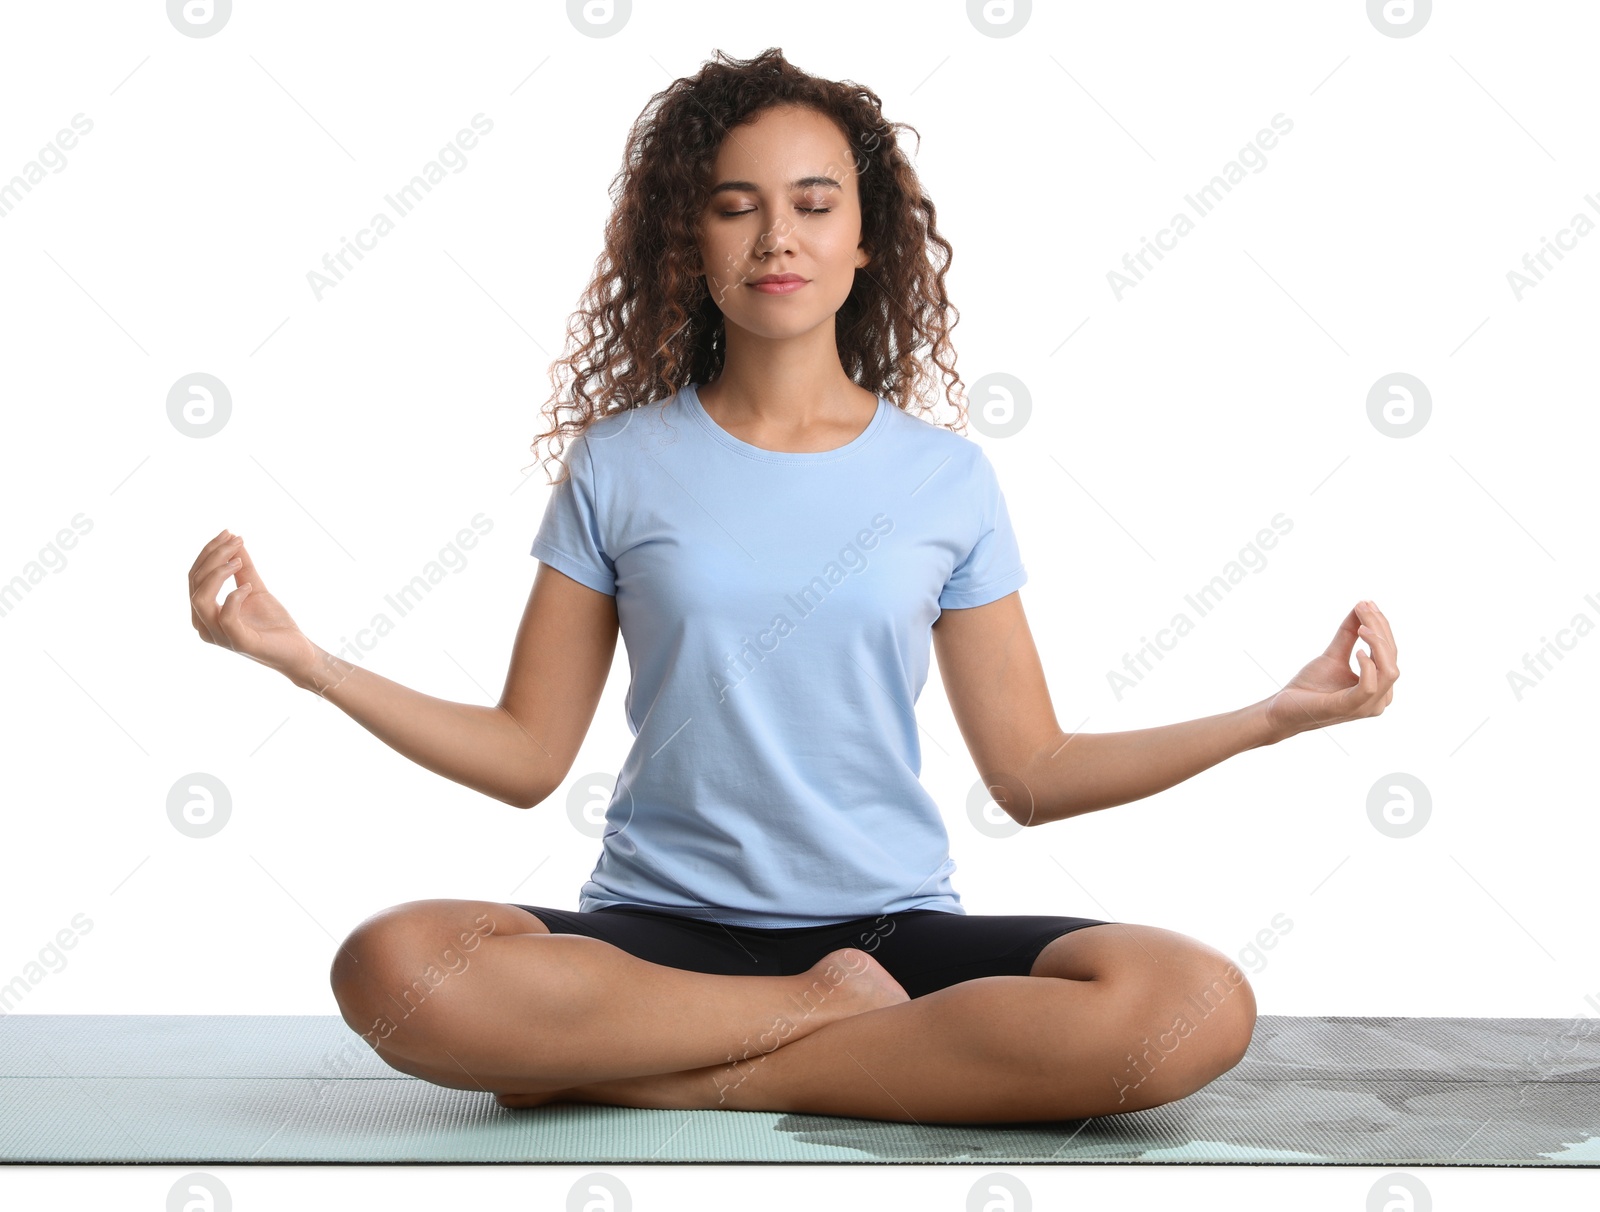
[752,213,794,257]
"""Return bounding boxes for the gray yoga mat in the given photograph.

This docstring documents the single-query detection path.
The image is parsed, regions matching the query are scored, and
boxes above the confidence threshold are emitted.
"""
[1,1013,1596,1164]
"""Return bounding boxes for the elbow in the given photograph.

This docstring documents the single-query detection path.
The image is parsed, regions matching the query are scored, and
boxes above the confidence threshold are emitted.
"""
[1015,796,1070,828]
[514,781,555,811]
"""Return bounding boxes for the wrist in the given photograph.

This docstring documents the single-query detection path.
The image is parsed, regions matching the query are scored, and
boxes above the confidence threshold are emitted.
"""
[1249,696,1293,748]
[290,644,356,697]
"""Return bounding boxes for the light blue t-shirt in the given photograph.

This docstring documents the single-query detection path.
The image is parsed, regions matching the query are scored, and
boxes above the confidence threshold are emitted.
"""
[530,381,1028,927]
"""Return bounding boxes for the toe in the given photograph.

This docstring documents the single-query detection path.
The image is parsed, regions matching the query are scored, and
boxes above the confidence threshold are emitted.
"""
[494,1088,565,1109]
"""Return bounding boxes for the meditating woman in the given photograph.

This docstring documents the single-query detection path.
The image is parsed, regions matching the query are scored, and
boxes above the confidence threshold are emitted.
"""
[186,48,1397,1125]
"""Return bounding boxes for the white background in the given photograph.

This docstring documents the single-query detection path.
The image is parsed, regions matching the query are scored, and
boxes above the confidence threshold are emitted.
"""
[1,1,1594,1207]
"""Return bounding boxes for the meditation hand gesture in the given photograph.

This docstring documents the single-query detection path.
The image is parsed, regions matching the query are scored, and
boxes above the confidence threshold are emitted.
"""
[187,529,321,685]
[1265,600,1399,741]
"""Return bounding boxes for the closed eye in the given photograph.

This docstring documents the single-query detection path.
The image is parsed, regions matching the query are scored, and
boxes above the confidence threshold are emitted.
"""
[721,208,831,217]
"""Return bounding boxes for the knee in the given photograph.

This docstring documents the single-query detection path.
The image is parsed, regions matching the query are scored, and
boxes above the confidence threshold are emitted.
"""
[1218,968,1257,1069]
[1187,955,1257,1073]
[329,900,517,1022]
[1142,943,1257,1077]
[328,902,443,1015]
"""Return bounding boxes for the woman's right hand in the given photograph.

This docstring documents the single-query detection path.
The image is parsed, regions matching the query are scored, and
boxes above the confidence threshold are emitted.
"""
[188,529,321,684]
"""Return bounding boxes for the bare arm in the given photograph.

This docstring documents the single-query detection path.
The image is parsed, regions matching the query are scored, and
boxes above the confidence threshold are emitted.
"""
[291,563,619,809]
[933,592,1398,827]
[190,528,618,810]
[932,591,1258,827]
[1009,701,1280,826]
[289,656,567,810]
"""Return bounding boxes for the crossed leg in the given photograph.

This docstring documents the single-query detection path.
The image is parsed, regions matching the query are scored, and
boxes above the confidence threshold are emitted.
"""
[331,902,1256,1125]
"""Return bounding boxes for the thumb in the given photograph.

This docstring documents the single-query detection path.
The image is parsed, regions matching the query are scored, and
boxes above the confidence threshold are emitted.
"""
[1323,609,1361,660]
[1353,642,1374,687]
[218,581,254,650]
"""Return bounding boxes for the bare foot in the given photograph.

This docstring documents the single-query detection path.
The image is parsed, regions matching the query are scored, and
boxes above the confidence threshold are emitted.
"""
[496,1055,765,1112]
[493,947,908,1112]
[794,947,909,1028]
[495,1086,574,1110]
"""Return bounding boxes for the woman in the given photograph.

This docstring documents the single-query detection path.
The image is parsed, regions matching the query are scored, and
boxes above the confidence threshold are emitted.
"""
[186,48,1397,1125]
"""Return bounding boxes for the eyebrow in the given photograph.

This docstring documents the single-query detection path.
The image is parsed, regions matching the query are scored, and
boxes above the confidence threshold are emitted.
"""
[708,175,841,196]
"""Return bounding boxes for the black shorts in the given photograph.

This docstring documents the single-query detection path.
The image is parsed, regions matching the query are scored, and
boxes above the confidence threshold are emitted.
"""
[509,903,1116,1000]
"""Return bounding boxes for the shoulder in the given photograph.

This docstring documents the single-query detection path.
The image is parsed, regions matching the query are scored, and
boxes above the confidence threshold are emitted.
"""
[573,388,694,468]
[879,402,998,489]
[557,394,682,489]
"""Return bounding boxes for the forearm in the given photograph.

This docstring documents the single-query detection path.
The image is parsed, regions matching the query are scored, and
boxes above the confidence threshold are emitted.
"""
[1016,697,1283,826]
[290,646,554,810]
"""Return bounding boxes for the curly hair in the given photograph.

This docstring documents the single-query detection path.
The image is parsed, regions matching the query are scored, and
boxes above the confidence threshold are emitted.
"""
[526,46,972,487]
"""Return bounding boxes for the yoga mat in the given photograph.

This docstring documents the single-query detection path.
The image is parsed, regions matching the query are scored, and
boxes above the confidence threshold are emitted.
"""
[1,1014,1596,1164]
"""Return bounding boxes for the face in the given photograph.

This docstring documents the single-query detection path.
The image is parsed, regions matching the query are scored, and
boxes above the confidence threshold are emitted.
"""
[694,104,871,340]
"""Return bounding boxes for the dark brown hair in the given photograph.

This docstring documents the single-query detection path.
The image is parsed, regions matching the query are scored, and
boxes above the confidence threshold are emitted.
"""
[527,47,971,486]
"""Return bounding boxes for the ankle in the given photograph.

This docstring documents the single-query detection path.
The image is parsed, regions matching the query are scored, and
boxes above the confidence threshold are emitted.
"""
[782,949,868,1024]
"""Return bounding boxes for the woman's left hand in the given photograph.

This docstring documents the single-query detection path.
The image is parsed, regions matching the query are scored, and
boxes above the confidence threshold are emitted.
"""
[1265,600,1399,741]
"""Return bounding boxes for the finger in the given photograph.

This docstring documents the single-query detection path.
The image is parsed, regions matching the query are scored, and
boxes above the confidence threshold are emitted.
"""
[1362,598,1393,633]
[1357,621,1397,682]
[232,541,267,594]
[1357,600,1398,660]
[188,532,240,610]
[217,580,254,651]
[1375,611,1399,672]
[187,529,238,586]
[1360,645,1388,705]
[193,544,246,644]
[1352,643,1377,698]
[188,529,238,631]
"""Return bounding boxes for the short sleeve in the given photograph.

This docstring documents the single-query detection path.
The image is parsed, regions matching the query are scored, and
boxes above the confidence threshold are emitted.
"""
[530,433,617,595]
[938,447,1028,610]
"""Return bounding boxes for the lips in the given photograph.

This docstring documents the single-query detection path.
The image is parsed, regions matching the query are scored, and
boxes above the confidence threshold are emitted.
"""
[750,274,804,284]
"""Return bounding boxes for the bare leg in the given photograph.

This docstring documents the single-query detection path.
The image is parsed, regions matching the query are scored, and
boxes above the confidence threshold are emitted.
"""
[499,921,1258,1124]
[328,900,909,1095]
